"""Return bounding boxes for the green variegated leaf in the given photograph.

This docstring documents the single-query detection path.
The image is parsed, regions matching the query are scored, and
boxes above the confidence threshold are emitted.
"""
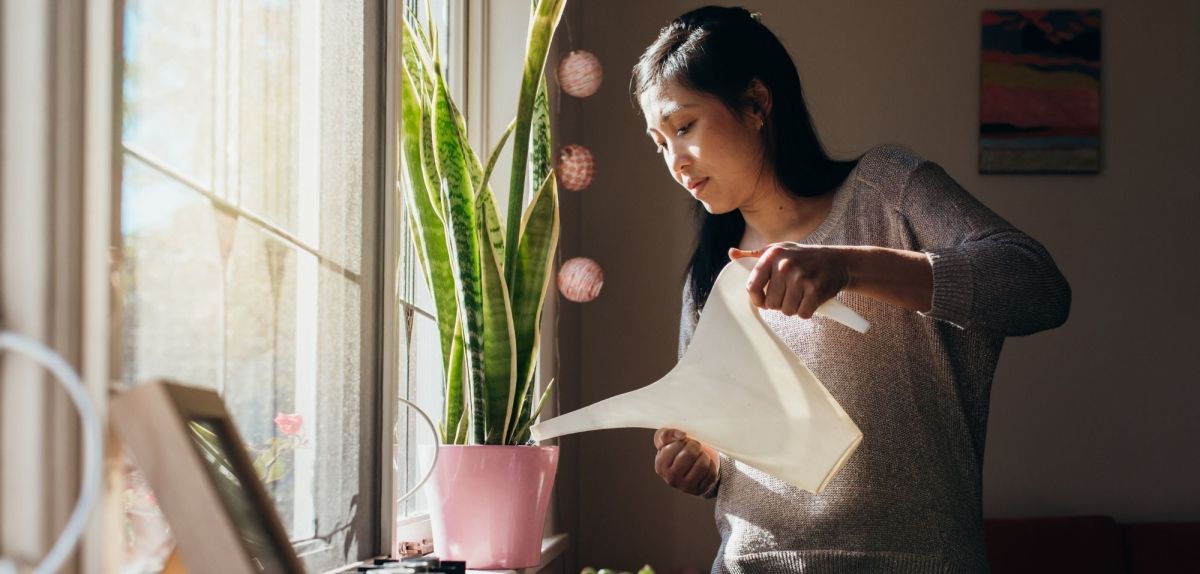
[505,0,567,282]
[444,318,465,444]
[426,0,438,71]
[478,119,516,268]
[516,29,555,432]
[510,378,556,445]
[508,171,559,436]
[400,63,458,374]
[476,188,518,444]
[474,119,520,443]
[405,6,435,59]
[449,97,484,186]
[432,68,487,444]
[402,18,442,214]
[529,0,554,195]
[531,76,552,196]
[420,98,442,214]
[453,387,468,444]
[400,18,432,104]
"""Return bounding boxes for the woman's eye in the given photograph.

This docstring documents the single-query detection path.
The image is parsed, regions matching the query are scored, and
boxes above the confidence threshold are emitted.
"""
[676,122,692,136]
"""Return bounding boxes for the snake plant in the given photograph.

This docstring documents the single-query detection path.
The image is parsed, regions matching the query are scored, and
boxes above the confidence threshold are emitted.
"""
[399,0,566,445]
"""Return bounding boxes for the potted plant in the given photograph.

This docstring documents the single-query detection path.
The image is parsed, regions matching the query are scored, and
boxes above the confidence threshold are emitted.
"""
[397,0,567,568]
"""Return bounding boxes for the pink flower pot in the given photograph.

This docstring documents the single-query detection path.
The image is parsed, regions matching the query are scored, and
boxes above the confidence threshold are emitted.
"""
[419,445,558,569]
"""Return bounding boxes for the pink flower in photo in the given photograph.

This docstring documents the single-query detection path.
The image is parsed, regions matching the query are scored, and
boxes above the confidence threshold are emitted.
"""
[273,413,303,437]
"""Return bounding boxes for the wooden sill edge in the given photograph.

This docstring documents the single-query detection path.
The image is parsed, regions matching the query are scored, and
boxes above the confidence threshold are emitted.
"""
[327,533,569,574]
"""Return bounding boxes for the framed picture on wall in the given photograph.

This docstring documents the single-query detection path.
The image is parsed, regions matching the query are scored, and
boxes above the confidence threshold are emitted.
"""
[980,10,1102,174]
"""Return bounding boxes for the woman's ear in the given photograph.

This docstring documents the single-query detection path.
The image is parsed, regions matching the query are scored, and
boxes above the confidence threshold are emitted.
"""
[744,79,772,122]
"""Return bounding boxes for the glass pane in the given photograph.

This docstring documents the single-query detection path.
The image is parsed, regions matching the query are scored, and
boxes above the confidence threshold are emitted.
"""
[120,153,223,389]
[313,262,362,550]
[315,0,365,276]
[397,206,436,316]
[407,310,444,515]
[220,218,301,531]
[231,0,364,276]
[119,1,369,571]
[122,0,214,189]
[236,1,299,231]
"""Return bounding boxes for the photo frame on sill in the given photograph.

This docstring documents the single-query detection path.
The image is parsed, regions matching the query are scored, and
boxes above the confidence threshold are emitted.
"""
[111,380,307,574]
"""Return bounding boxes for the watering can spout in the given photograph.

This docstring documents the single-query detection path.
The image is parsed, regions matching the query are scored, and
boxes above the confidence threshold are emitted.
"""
[529,387,655,442]
[529,258,867,494]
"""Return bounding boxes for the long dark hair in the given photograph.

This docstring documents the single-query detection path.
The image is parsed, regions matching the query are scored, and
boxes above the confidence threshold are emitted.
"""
[632,6,860,310]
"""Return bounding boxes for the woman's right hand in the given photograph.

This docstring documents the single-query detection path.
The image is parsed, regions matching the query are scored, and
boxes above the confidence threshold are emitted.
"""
[653,427,720,496]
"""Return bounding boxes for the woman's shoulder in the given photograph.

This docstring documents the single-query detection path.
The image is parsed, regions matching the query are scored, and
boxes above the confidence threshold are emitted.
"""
[853,144,927,189]
[847,144,940,209]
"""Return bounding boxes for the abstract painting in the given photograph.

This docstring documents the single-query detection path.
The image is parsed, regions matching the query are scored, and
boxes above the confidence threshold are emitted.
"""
[980,10,1102,174]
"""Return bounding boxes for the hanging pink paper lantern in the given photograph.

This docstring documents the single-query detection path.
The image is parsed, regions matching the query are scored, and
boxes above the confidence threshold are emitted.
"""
[557,144,595,192]
[557,257,604,303]
[557,50,603,98]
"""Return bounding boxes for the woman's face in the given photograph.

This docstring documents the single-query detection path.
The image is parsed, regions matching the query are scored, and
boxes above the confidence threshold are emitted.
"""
[641,80,769,214]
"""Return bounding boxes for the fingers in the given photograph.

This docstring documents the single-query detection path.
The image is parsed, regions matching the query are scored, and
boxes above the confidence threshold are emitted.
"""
[653,427,683,450]
[654,439,685,477]
[728,247,762,260]
[745,252,772,308]
[767,257,803,311]
[764,278,786,311]
[667,439,702,478]
[681,452,717,493]
[653,432,717,495]
[796,285,821,319]
[741,244,844,318]
[781,277,804,316]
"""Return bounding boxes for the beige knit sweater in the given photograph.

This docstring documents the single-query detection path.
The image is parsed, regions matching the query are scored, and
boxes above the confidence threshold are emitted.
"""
[678,145,1071,573]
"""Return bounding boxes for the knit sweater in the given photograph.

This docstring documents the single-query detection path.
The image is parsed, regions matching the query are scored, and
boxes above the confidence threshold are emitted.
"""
[677,145,1071,573]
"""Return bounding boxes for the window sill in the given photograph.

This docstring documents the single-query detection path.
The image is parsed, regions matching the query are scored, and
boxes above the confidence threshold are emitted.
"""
[326,532,568,574]
[467,533,568,574]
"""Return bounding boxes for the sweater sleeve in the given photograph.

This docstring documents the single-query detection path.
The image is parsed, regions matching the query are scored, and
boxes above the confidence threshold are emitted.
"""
[900,160,1071,336]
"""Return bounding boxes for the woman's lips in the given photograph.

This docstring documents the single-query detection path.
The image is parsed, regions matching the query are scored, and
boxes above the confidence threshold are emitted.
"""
[687,177,709,194]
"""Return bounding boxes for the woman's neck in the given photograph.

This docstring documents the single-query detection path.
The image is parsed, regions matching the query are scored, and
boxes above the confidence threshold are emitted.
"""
[738,184,835,250]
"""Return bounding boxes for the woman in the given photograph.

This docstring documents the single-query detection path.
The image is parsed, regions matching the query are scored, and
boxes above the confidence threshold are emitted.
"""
[637,6,1071,573]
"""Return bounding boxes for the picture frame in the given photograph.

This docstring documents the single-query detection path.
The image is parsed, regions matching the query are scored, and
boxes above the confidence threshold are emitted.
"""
[111,380,307,574]
[980,10,1103,174]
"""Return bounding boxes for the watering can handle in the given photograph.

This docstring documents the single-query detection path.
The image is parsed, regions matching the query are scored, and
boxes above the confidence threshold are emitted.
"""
[813,298,870,334]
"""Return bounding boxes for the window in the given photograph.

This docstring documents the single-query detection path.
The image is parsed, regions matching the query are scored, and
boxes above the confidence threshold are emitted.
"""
[117,1,384,572]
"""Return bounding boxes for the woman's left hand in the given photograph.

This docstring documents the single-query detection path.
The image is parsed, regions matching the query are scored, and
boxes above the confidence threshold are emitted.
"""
[729,243,851,318]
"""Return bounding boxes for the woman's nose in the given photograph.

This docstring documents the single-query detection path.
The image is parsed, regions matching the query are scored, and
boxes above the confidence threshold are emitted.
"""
[669,148,691,177]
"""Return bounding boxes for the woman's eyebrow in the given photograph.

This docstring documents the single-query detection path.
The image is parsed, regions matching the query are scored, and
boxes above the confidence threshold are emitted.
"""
[645,102,696,135]
[659,102,695,121]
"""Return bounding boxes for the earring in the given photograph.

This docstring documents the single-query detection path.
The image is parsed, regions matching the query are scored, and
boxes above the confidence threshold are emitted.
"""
[757,117,764,129]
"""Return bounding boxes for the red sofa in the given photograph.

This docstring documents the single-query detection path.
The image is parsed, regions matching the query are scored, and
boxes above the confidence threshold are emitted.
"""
[984,516,1200,574]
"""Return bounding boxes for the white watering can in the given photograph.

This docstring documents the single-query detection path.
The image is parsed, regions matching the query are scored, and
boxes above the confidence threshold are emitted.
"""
[530,257,866,494]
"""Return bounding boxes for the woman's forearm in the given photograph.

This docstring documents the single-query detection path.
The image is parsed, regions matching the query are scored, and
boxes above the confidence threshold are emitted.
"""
[841,246,933,313]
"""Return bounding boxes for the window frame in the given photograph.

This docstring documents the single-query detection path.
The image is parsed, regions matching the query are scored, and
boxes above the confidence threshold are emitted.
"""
[109,1,392,571]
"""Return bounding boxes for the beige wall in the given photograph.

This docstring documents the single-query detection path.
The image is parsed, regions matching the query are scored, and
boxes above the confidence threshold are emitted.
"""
[553,0,1200,571]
